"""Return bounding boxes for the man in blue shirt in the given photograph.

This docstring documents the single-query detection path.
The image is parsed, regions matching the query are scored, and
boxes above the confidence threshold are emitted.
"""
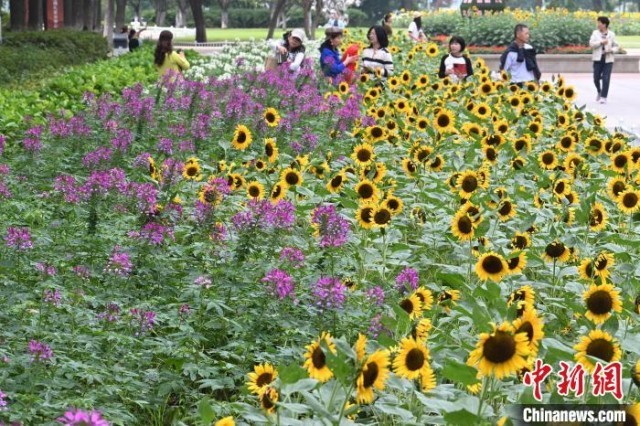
[499,24,541,85]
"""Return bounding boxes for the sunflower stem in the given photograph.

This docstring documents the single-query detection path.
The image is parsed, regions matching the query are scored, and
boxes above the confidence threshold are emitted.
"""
[337,380,356,424]
[477,376,489,418]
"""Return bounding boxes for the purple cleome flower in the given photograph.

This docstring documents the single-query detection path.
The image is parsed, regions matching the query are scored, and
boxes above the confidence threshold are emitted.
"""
[58,408,110,426]
[28,340,53,363]
[311,277,347,311]
[395,267,419,294]
[262,269,295,300]
[311,204,350,248]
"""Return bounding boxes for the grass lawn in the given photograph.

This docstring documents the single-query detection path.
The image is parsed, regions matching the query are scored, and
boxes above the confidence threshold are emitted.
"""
[618,35,640,49]
[174,27,369,42]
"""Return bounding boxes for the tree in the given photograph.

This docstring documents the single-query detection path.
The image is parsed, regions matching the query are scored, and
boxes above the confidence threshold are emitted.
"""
[116,0,127,28]
[103,0,114,45]
[27,0,43,30]
[129,0,142,21]
[310,0,323,40]
[267,0,286,39]
[189,0,207,42]
[302,0,313,39]
[176,0,190,27]
[219,0,231,28]
[9,0,27,30]
[155,0,168,25]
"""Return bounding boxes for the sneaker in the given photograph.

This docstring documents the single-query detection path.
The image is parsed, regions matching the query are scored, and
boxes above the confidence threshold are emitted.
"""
[599,98,607,104]
[596,93,601,102]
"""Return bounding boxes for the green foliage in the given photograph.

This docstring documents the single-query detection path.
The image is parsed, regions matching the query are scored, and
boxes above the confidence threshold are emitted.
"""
[0,30,109,85]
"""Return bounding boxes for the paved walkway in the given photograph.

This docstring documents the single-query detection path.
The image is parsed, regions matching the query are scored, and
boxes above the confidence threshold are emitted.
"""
[554,72,640,137]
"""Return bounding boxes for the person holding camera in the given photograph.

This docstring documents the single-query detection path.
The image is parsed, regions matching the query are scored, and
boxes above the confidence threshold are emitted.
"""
[268,29,307,74]
[154,30,190,78]
[319,27,358,84]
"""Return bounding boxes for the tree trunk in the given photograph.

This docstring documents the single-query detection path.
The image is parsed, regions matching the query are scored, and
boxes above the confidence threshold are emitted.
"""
[310,0,322,40]
[175,0,189,27]
[218,0,230,29]
[63,0,73,27]
[115,0,126,28]
[103,0,114,46]
[189,0,206,42]
[72,0,84,29]
[130,0,141,20]
[10,0,27,30]
[27,0,43,30]
[592,0,603,10]
[302,0,312,39]
[154,0,167,26]
[266,0,286,39]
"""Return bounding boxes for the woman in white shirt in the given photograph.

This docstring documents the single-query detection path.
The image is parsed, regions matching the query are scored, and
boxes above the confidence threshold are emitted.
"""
[589,16,619,104]
[408,11,426,42]
[268,28,307,74]
[361,25,394,78]
[438,36,473,82]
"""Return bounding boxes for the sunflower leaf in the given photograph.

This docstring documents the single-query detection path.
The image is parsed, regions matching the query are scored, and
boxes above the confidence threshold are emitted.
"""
[441,360,480,385]
[197,398,215,425]
[278,363,308,385]
[281,378,318,394]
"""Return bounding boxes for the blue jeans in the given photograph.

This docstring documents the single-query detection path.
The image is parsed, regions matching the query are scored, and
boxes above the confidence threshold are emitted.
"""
[593,59,613,98]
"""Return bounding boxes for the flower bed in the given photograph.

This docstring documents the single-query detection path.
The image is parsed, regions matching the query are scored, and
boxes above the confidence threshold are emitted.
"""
[0,30,639,426]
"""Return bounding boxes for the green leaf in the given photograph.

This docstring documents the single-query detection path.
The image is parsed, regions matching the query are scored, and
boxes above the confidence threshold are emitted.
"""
[441,360,480,385]
[198,398,215,425]
[278,363,308,385]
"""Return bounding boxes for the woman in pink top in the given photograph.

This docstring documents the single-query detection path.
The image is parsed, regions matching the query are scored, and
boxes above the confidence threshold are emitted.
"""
[154,30,190,78]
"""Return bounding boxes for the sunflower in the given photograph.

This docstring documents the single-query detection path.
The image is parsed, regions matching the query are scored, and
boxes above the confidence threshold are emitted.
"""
[483,146,499,164]
[372,206,392,227]
[413,287,434,311]
[420,364,437,392]
[585,136,605,155]
[493,120,510,135]
[552,178,571,197]
[327,172,346,194]
[214,417,235,426]
[244,181,264,200]
[247,363,278,394]
[538,151,558,170]
[607,177,627,200]
[264,138,279,163]
[232,124,253,150]
[303,332,337,382]
[399,294,423,319]
[513,136,531,153]
[355,179,379,204]
[510,232,531,250]
[562,85,577,101]
[467,322,530,379]
[594,252,615,280]
[279,167,303,188]
[507,252,527,275]
[633,361,640,387]
[356,350,391,404]
[182,157,203,181]
[507,285,535,308]
[557,135,575,152]
[259,387,279,413]
[461,202,483,226]
[623,404,640,426]
[411,207,427,225]
[475,252,509,282]
[351,143,375,167]
[617,188,640,214]
[433,109,455,133]
[354,333,367,362]
[414,318,433,342]
[338,81,350,95]
[457,171,480,197]
[364,125,387,143]
[438,289,460,313]
[199,184,222,205]
[583,282,622,324]
[462,123,483,138]
[578,257,597,281]
[393,337,431,380]
[263,107,281,127]
[497,199,516,222]
[610,152,631,174]
[356,206,375,229]
[512,308,544,356]
[589,202,608,232]
[270,183,287,203]
[451,211,475,241]
[383,195,403,215]
[574,329,622,373]
[543,241,571,263]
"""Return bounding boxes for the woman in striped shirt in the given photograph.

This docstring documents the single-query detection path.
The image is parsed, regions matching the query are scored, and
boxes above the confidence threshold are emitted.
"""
[361,25,394,78]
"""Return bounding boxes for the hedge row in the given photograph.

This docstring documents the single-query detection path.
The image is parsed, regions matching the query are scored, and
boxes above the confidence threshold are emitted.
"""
[0,30,109,87]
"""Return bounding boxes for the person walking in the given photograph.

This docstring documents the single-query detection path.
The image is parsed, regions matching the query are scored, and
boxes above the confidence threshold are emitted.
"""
[589,16,619,104]
[128,26,147,51]
[361,25,394,78]
[319,27,358,84]
[324,10,346,29]
[268,29,307,75]
[154,30,190,78]
[408,11,426,42]
[499,24,541,85]
[438,36,473,82]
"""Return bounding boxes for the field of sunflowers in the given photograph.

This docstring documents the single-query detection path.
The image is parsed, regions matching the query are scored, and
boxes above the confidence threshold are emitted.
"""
[0,27,639,426]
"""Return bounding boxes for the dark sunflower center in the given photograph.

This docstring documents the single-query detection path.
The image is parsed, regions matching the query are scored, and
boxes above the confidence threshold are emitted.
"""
[311,346,326,369]
[587,290,613,315]
[186,166,198,177]
[515,140,526,151]
[406,161,417,173]
[623,192,638,208]
[584,262,595,278]
[545,242,566,258]
[516,322,534,343]
[360,207,373,223]
[237,132,247,143]
[530,124,539,133]
[542,153,554,164]
[512,236,527,249]
[486,148,497,161]
[478,107,487,115]
[249,186,261,197]
[498,201,512,216]
[400,299,414,314]
[386,199,399,211]
[614,155,627,168]
[508,256,521,270]
[595,256,609,270]
[285,172,299,186]
[613,181,626,196]
[271,185,282,198]
[256,372,273,387]
[555,182,566,194]
[261,392,275,409]
[374,209,391,225]
[417,150,429,162]
[358,184,374,199]
[482,331,517,364]
[405,348,425,371]
[357,149,372,162]
[331,175,343,187]
[487,135,501,146]
[204,190,217,203]
[418,120,428,129]
[431,157,442,168]
[482,255,504,274]
[266,113,276,122]
[589,139,602,150]
[371,127,383,138]
[586,338,614,362]
[461,176,478,193]
[565,89,574,97]
[590,210,603,226]
[437,115,450,128]
[561,137,572,148]
[265,144,274,156]
[457,215,473,234]
[362,361,380,388]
